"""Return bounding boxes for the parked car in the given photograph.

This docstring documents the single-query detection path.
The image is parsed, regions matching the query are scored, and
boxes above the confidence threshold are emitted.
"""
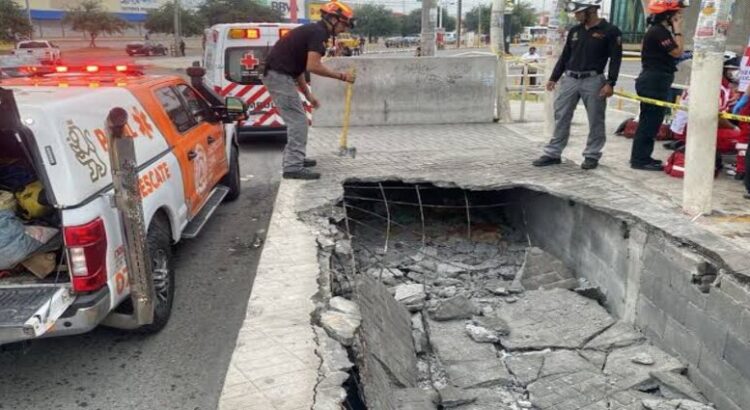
[11,40,61,64]
[126,41,168,56]
[0,63,245,346]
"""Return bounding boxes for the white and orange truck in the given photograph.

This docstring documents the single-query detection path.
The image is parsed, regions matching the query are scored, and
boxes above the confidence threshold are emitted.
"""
[0,63,245,345]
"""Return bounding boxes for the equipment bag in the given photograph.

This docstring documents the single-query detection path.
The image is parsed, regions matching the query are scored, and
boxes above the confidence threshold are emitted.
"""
[664,148,723,179]
[737,142,747,176]
[615,117,673,141]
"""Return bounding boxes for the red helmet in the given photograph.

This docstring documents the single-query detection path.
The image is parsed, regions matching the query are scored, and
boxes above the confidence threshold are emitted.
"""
[648,0,689,15]
[320,1,355,26]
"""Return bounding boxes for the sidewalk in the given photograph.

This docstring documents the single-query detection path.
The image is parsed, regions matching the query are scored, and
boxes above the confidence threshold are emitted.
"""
[217,101,750,410]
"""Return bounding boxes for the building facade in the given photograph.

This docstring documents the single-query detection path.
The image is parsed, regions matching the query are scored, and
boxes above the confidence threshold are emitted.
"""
[14,0,167,38]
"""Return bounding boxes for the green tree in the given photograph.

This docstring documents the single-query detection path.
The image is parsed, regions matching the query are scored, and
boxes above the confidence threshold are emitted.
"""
[63,0,130,47]
[198,0,282,25]
[399,9,421,36]
[0,0,33,41]
[145,3,204,37]
[440,8,456,32]
[464,5,490,35]
[509,1,537,40]
[352,4,399,42]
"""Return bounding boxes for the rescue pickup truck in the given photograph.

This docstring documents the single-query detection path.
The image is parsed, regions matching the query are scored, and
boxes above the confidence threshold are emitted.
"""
[0,63,245,346]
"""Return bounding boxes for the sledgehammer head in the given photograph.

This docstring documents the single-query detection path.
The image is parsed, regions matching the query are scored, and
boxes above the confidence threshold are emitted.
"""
[338,146,357,158]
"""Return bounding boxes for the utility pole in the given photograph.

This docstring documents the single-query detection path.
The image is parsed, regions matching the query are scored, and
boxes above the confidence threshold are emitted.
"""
[457,0,462,48]
[173,0,181,57]
[478,5,482,47]
[683,0,737,215]
[544,0,563,136]
[491,0,511,121]
[420,0,437,55]
[25,0,32,39]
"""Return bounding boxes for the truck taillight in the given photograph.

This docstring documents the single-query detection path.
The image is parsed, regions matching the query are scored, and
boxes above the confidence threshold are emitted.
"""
[64,218,108,292]
[279,28,291,37]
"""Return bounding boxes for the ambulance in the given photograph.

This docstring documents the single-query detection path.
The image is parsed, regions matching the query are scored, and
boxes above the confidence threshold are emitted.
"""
[203,23,312,135]
[0,63,245,346]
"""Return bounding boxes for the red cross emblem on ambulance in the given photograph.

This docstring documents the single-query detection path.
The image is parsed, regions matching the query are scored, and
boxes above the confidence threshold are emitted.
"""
[241,52,259,70]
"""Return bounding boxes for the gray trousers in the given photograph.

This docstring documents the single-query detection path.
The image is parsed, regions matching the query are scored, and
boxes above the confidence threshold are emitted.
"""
[543,74,607,160]
[263,70,308,173]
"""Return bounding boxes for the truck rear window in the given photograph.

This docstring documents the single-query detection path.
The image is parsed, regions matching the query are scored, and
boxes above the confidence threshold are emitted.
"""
[18,42,49,49]
[225,47,270,85]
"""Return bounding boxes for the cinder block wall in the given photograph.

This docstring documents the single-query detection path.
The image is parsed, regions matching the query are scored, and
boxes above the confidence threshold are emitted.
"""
[505,188,750,410]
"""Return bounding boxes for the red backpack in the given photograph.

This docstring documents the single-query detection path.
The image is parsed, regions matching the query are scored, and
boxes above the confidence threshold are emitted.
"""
[665,148,723,179]
[615,117,674,141]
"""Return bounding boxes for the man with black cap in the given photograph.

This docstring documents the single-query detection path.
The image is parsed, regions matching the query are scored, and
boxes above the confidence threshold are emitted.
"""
[532,0,623,170]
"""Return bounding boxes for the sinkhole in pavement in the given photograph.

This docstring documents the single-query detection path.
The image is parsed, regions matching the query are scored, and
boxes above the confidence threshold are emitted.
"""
[316,181,724,410]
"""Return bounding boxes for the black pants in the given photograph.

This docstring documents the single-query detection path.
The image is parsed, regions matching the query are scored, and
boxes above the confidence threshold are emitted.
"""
[630,70,674,165]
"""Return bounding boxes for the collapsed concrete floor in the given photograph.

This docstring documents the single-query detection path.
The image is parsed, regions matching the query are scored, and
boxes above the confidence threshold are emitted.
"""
[310,183,730,410]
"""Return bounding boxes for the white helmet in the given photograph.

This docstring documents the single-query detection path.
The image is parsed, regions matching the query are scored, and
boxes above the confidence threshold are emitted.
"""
[566,0,602,13]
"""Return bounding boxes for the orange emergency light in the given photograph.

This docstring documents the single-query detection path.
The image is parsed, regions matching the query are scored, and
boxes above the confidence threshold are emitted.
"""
[229,28,261,40]
[279,28,291,37]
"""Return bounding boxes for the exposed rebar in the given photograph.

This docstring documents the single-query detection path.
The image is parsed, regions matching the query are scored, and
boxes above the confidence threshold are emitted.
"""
[415,185,426,249]
[464,191,471,240]
[379,182,391,254]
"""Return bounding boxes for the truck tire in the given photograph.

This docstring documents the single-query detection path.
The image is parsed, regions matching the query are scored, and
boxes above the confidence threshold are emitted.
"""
[137,216,175,334]
[221,144,241,202]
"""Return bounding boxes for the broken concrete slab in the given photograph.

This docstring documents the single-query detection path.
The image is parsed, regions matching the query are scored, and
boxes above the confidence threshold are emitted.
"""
[465,322,500,344]
[606,390,662,410]
[642,399,716,410]
[579,349,608,370]
[505,352,545,386]
[528,369,611,410]
[444,358,513,389]
[631,353,656,366]
[604,344,686,390]
[497,289,615,351]
[439,385,478,408]
[650,371,707,403]
[395,283,427,311]
[539,350,598,379]
[329,296,361,318]
[450,388,523,409]
[319,310,361,346]
[471,314,510,336]
[354,277,418,408]
[393,387,440,410]
[518,247,576,291]
[428,320,498,363]
[314,326,353,376]
[429,294,478,321]
[584,322,645,351]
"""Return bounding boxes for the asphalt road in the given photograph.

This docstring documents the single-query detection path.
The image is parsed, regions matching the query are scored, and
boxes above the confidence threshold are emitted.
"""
[0,135,284,409]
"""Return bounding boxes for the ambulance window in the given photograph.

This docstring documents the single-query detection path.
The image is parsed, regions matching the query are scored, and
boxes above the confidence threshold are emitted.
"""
[156,87,195,133]
[176,84,212,123]
[225,47,270,85]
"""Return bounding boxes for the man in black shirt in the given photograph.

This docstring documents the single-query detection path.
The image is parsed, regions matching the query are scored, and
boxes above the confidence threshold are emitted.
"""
[532,0,622,170]
[264,1,356,180]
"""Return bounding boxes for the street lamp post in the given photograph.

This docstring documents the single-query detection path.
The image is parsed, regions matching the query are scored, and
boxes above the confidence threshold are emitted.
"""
[25,0,33,39]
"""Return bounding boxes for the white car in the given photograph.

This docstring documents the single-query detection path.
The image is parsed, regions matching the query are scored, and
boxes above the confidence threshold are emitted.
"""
[11,40,61,64]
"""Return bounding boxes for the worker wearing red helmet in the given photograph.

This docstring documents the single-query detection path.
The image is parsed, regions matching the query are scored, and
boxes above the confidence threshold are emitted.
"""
[264,1,356,180]
[629,0,689,171]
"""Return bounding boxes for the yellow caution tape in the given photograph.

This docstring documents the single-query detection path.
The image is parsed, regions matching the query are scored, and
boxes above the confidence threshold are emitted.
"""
[614,90,750,123]
[339,67,355,150]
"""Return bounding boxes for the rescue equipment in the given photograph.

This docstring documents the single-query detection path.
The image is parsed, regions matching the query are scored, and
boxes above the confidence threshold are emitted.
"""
[15,180,51,220]
[615,117,673,141]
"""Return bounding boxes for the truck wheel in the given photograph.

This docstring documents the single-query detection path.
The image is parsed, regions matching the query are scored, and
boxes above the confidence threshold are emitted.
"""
[137,216,175,334]
[221,144,241,202]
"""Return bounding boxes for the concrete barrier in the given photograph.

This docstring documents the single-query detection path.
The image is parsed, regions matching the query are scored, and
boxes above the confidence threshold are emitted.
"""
[312,56,497,127]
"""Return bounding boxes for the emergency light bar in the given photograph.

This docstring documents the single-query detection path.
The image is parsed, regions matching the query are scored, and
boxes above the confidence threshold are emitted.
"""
[229,28,261,39]
[52,64,143,75]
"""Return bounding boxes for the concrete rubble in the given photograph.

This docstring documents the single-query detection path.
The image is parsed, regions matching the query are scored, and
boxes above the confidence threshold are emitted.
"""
[309,203,716,410]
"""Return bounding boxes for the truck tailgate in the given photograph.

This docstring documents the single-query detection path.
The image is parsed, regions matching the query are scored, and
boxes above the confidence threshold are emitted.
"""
[0,285,74,344]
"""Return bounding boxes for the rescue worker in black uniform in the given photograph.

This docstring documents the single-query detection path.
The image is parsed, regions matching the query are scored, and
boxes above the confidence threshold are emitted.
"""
[629,0,688,171]
[263,1,356,180]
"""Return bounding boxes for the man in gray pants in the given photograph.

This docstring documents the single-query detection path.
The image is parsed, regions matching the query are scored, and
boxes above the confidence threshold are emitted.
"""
[263,1,356,180]
[532,0,622,170]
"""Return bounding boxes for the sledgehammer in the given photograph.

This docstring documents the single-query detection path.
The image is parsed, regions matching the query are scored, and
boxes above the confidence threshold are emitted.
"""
[338,67,357,158]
